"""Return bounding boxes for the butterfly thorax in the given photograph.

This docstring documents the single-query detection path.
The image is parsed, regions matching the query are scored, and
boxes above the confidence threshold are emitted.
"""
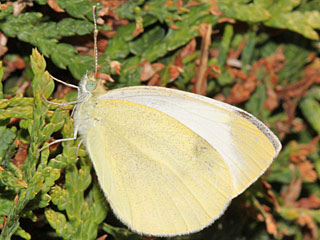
[73,72,107,141]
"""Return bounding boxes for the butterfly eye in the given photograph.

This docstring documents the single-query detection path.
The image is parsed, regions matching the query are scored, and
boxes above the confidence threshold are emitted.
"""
[86,80,97,91]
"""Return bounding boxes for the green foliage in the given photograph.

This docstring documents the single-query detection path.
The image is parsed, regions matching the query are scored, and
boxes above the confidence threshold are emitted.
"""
[46,165,107,239]
[218,0,320,40]
[0,50,107,239]
[300,87,320,135]
[0,1,110,80]
[0,0,320,239]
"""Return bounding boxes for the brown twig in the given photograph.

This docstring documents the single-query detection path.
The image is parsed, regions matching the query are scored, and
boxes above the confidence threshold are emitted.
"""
[195,23,212,95]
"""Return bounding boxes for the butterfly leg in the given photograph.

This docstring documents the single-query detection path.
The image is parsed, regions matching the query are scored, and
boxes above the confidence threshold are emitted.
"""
[39,137,76,152]
[42,96,86,107]
[41,96,72,109]
[76,139,84,158]
[39,130,78,152]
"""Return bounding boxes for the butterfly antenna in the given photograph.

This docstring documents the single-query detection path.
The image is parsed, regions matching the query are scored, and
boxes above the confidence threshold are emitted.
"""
[93,6,98,77]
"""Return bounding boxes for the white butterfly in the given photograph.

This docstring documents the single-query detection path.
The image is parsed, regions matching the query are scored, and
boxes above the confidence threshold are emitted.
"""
[55,72,280,236]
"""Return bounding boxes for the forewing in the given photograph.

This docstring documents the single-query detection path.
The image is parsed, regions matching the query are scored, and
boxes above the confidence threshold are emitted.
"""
[85,99,232,236]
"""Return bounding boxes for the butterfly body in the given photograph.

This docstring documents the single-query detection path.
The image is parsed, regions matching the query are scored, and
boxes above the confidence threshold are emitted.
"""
[71,73,281,236]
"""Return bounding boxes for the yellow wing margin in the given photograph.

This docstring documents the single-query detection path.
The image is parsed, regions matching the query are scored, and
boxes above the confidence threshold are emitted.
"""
[227,111,276,197]
[85,99,232,236]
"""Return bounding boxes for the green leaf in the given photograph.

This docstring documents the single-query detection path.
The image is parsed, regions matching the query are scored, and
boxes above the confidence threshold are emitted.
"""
[51,44,77,69]
[256,0,301,12]
[0,61,3,99]
[0,12,43,38]
[129,26,165,56]
[45,208,74,239]
[0,169,27,190]
[106,37,131,60]
[0,106,33,120]
[41,167,61,193]
[102,223,146,240]
[118,56,142,86]
[0,5,13,20]
[241,30,256,74]
[305,86,320,101]
[69,55,95,80]
[34,0,48,4]
[117,1,140,19]
[87,185,108,224]
[277,42,311,84]
[56,0,95,19]
[264,10,320,40]
[300,97,320,135]
[41,108,68,145]
[141,42,168,62]
[217,24,234,66]
[51,186,70,211]
[0,189,16,219]
[217,69,235,86]
[105,22,137,60]
[245,84,267,118]
[218,2,271,22]
[0,125,16,162]
[15,226,31,240]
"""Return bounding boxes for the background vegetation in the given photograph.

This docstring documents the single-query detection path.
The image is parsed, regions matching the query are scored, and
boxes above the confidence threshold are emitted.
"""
[0,0,320,239]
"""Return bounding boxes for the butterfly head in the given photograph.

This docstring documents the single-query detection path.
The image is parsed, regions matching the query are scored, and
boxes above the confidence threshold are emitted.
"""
[79,72,96,94]
[85,73,97,92]
[78,72,106,100]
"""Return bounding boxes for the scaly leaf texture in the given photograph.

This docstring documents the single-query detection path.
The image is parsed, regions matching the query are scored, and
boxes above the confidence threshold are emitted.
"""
[0,3,110,80]
[0,50,52,239]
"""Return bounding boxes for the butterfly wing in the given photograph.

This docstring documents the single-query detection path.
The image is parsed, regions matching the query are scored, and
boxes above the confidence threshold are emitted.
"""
[99,86,281,198]
[84,99,232,236]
